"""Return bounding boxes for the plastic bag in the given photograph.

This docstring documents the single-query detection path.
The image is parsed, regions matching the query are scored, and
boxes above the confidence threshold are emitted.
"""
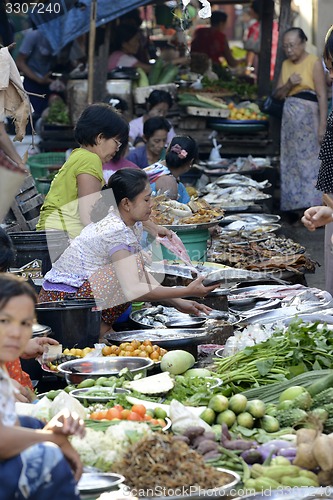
[169,399,211,434]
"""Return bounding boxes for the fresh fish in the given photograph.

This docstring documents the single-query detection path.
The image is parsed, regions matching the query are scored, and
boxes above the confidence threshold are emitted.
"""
[141,306,164,316]
[152,321,167,328]
[154,314,169,324]
[140,317,155,326]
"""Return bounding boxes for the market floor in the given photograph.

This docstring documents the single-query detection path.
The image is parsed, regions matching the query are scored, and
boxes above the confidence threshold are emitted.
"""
[278,213,325,290]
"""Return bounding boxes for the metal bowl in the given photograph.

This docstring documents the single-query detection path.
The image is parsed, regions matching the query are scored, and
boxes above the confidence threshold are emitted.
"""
[57,357,154,385]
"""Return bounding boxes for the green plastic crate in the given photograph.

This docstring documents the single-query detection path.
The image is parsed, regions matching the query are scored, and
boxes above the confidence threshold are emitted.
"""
[27,152,66,194]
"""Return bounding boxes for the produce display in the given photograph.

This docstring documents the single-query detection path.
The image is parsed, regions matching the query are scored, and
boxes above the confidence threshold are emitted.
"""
[102,341,167,361]
[226,101,268,121]
[29,325,333,496]
[209,238,316,273]
[112,433,234,493]
[42,341,167,372]
[150,195,223,226]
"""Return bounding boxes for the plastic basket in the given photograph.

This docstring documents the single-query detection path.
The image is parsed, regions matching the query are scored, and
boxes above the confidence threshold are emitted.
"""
[27,152,66,194]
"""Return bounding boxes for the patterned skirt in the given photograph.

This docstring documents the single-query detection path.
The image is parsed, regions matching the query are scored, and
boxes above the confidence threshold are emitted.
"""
[38,256,145,326]
[280,97,322,211]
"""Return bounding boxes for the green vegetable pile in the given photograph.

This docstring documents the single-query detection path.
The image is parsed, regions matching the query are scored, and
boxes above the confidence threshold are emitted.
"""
[214,320,333,393]
[45,99,70,125]
[130,375,223,406]
[201,75,258,101]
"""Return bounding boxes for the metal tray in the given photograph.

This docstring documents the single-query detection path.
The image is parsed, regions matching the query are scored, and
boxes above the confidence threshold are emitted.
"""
[78,472,125,494]
[105,329,208,350]
[165,317,207,328]
[222,223,281,234]
[163,218,223,231]
[130,307,206,329]
[147,468,240,500]
[235,487,333,500]
[70,387,130,402]
[223,213,281,224]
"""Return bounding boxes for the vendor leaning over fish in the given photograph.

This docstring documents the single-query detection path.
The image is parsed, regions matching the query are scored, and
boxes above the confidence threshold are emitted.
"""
[38,169,219,341]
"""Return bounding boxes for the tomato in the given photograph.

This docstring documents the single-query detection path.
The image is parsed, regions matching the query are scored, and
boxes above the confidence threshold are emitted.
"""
[113,404,124,412]
[89,411,100,420]
[106,408,122,420]
[156,419,166,427]
[131,404,147,417]
[120,409,131,420]
[143,414,153,421]
[127,411,143,421]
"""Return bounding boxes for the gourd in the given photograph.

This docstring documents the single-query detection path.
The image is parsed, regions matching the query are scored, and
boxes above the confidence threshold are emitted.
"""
[160,350,195,375]
[125,372,174,394]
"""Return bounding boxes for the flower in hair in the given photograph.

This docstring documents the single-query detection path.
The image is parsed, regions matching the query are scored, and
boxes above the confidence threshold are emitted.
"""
[171,144,188,159]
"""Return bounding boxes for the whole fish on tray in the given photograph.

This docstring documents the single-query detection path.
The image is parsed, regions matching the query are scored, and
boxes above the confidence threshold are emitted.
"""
[202,268,288,286]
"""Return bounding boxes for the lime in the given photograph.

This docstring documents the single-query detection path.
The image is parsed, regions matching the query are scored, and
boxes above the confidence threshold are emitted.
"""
[216,409,236,428]
[208,395,229,413]
[237,411,254,429]
[228,394,248,414]
[154,407,167,420]
[200,408,216,425]
[146,409,155,418]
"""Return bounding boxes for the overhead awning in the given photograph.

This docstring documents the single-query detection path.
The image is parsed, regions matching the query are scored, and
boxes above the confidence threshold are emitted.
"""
[29,0,152,55]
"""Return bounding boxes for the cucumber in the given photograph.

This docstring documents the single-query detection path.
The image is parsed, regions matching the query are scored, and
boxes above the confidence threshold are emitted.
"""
[137,67,149,87]
[149,58,165,85]
[307,371,333,397]
[157,64,179,85]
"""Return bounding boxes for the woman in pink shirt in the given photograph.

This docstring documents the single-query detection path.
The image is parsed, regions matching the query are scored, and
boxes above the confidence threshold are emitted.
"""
[108,25,151,73]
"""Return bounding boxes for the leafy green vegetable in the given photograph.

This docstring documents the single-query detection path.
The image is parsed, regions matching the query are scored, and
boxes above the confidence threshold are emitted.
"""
[213,319,333,392]
[45,99,70,125]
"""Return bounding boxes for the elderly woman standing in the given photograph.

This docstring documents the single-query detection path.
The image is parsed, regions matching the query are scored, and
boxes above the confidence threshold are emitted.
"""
[275,28,327,218]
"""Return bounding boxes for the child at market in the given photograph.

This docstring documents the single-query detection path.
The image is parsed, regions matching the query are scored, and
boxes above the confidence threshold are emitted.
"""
[144,135,198,204]
[36,103,129,239]
[0,273,85,499]
[0,228,60,403]
[39,169,217,339]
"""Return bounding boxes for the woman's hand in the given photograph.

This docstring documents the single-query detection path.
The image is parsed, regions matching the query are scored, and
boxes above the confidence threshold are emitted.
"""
[44,409,85,439]
[20,337,59,359]
[288,72,302,86]
[143,219,173,239]
[172,298,212,316]
[301,205,333,231]
[185,276,219,297]
[11,379,35,403]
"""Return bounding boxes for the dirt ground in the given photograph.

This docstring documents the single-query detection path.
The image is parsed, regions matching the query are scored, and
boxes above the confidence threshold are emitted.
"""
[278,214,325,291]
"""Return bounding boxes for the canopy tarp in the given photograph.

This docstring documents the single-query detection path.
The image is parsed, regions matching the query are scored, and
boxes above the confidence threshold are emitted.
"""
[29,0,151,55]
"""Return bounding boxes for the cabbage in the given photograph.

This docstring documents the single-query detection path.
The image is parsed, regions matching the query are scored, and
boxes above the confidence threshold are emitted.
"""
[50,391,87,420]
[30,396,53,422]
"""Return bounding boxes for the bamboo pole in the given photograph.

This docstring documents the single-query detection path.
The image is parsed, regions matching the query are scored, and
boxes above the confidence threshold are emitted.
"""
[87,0,97,105]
